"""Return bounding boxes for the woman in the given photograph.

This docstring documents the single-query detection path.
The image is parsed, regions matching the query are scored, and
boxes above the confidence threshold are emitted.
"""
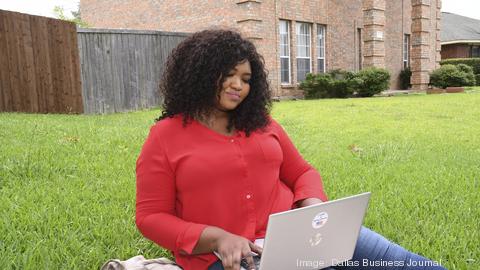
[136,29,446,270]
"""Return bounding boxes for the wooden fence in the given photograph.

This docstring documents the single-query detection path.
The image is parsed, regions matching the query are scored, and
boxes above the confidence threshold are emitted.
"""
[77,29,187,114]
[0,10,83,113]
[0,10,188,114]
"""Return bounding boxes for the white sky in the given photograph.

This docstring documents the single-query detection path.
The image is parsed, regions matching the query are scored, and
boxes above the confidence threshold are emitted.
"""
[0,0,479,20]
[0,0,80,18]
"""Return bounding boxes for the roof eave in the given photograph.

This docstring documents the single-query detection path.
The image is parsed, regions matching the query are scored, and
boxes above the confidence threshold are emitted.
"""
[441,40,480,45]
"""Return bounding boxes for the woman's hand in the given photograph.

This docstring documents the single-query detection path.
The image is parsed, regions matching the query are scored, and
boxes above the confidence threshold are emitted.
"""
[214,231,263,270]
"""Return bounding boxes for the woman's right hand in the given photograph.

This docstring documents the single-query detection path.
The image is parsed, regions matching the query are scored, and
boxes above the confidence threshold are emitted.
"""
[214,231,263,270]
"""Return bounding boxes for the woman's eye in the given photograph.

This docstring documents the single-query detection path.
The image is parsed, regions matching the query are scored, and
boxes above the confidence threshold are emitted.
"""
[242,78,251,83]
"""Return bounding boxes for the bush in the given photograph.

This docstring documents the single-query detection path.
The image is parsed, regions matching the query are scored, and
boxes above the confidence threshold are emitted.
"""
[327,69,358,97]
[441,58,480,74]
[301,73,333,99]
[456,64,476,86]
[429,64,475,89]
[300,71,355,99]
[354,67,391,97]
[399,67,412,90]
[476,74,480,86]
[330,78,352,98]
[328,69,352,80]
[300,68,392,99]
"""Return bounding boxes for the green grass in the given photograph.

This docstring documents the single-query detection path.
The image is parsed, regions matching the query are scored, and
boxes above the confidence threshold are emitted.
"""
[1,91,479,269]
[466,86,480,92]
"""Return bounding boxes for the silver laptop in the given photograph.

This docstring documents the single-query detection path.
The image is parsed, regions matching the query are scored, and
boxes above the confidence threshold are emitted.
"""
[229,192,371,270]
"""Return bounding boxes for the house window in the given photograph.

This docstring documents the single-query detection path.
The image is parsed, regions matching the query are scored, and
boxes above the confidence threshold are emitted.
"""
[471,45,480,58]
[279,20,291,84]
[317,24,326,73]
[357,28,362,71]
[403,34,410,68]
[296,22,311,82]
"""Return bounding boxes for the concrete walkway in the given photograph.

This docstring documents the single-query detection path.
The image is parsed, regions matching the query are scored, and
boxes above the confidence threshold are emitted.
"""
[377,89,419,96]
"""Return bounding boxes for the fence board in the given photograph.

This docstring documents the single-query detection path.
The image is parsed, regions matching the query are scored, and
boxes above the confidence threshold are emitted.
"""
[103,34,115,113]
[91,33,102,113]
[111,34,122,112]
[60,19,73,113]
[0,10,83,113]
[77,29,188,114]
[4,12,22,111]
[30,15,51,113]
[129,33,139,112]
[121,34,134,112]
[0,11,12,111]
[81,33,94,113]
[20,13,38,112]
[48,19,62,112]
[68,21,83,113]
[15,13,33,112]
[44,19,57,112]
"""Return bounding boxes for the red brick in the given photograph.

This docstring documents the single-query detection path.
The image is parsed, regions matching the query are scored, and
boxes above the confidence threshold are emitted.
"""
[81,0,441,95]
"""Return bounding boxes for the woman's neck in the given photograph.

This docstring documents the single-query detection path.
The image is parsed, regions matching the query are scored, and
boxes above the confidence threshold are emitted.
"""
[198,110,234,136]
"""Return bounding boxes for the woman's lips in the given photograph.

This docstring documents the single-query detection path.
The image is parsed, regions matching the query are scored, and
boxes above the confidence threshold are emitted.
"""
[226,92,240,100]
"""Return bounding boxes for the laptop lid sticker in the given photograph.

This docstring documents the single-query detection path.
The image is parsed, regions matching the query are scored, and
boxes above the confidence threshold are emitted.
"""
[309,232,323,246]
[312,212,328,229]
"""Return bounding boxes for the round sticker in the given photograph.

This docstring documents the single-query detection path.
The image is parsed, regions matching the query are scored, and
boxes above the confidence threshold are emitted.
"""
[312,212,328,229]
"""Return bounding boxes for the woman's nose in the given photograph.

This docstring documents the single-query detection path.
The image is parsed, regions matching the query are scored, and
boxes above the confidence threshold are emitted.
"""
[230,76,242,90]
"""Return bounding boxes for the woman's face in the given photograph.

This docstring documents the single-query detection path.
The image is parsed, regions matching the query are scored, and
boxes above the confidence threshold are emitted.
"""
[216,60,251,111]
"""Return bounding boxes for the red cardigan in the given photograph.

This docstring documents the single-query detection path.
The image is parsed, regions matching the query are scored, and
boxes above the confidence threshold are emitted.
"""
[135,115,328,270]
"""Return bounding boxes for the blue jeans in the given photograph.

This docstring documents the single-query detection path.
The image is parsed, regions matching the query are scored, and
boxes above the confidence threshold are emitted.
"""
[208,227,446,270]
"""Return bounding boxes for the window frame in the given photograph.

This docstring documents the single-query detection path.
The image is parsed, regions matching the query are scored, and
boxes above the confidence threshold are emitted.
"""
[317,24,326,73]
[279,20,291,85]
[296,22,312,82]
[471,45,480,58]
[403,34,410,69]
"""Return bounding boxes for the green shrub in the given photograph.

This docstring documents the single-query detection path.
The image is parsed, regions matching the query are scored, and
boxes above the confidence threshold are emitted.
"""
[476,74,480,86]
[429,64,474,89]
[354,67,391,97]
[301,68,392,99]
[327,69,357,97]
[301,73,333,99]
[328,69,353,80]
[300,70,355,99]
[399,67,412,90]
[330,78,352,98]
[456,64,476,86]
[441,58,480,74]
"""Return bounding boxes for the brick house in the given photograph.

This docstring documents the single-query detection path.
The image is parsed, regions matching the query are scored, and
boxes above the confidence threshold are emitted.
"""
[80,0,441,97]
[441,12,480,59]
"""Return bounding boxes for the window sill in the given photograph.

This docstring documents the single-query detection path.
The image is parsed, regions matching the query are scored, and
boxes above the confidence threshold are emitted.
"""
[280,84,296,89]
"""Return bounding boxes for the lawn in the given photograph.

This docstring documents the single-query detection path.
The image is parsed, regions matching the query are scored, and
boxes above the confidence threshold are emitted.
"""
[1,91,479,269]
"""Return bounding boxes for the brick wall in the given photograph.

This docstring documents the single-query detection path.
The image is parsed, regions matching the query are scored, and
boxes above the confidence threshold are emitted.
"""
[384,0,411,89]
[327,0,364,71]
[410,0,441,90]
[81,0,440,95]
[81,0,240,31]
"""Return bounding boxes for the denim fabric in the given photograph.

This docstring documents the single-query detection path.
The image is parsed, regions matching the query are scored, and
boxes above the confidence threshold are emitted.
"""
[207,227,446,270]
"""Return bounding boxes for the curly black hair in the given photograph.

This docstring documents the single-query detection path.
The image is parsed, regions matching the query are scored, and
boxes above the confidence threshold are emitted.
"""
[156,28,272,136]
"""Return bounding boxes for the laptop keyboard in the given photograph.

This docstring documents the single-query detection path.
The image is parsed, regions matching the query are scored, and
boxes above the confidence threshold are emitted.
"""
[240,255,261,270]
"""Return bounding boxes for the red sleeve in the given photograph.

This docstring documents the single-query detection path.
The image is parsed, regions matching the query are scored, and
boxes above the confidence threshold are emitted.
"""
[135,124,208,255]
[270,118,328,203]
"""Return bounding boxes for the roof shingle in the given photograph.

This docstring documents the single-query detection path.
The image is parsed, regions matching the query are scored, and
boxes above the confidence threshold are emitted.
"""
[441,12,480,43]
